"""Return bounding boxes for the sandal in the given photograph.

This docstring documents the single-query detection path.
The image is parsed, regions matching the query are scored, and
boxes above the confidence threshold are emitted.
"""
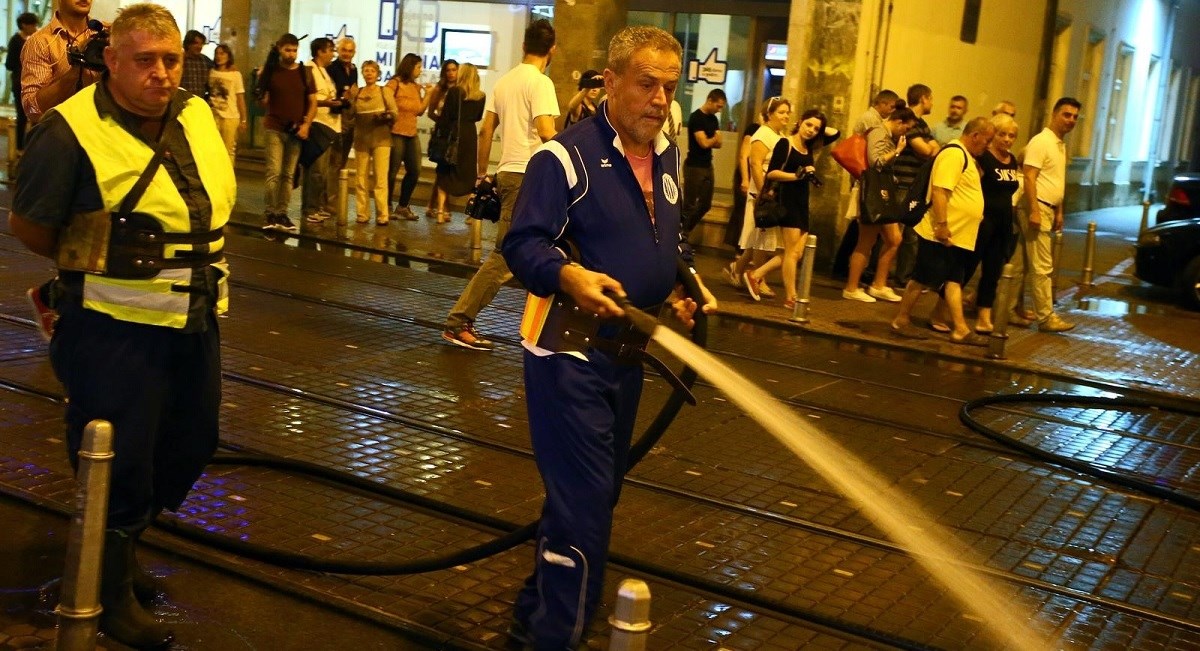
[949,332,989,347]
[891,322,929,340]
[928,321,951,334]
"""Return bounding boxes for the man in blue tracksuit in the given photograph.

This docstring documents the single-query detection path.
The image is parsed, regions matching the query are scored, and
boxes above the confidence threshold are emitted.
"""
[501,25,716,650]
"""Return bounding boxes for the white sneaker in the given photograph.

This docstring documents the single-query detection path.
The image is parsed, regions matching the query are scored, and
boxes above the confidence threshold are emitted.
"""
[842,288,877,303]
[867,286,902,302]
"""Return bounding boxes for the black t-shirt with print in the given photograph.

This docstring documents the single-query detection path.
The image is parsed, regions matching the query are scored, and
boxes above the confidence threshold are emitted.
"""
[978,149,1020,224]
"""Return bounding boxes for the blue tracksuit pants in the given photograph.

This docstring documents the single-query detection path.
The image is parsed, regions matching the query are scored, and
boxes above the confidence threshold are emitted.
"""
[514,349,644,650]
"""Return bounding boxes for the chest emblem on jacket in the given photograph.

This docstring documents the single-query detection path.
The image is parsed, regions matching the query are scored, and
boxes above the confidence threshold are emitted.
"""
[662,173,678,205]
[600,158,612,168]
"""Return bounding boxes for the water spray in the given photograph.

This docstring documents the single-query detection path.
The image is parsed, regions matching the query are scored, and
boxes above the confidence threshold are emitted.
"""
[617,299,1050,651]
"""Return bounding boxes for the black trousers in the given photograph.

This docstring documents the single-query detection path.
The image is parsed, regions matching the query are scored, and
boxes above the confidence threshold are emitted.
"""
[49,306,221,531]
[682,165,714,234]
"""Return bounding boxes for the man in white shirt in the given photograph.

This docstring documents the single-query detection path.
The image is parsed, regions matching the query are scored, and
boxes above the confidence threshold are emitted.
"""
[1006,97,1080,333]
[441,19,558,350]
[302,37,341,223]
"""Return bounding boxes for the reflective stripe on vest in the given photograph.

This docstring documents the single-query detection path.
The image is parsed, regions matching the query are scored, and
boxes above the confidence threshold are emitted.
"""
[53,85,236,328]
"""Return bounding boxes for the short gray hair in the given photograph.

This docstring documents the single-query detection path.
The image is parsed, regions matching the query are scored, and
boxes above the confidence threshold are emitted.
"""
[607,26,682,73]
[111,3,180,47]
[962,116,994,136]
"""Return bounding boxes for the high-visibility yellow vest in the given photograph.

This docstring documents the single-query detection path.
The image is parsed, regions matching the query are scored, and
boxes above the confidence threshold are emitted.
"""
[53,84,236,328]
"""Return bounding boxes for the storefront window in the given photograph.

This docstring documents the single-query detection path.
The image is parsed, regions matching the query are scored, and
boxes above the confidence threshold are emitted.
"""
[629,11,752,192]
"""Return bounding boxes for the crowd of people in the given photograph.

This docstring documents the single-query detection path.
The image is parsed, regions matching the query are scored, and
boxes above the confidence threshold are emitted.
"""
[718,83,1082,340]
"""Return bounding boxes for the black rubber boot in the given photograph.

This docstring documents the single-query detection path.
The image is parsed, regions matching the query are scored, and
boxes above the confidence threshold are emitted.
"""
[100,529,174,649]
[129,528,163,604]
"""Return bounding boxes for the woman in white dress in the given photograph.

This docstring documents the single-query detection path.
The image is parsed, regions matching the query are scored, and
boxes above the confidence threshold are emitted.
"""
[728,97,790,298]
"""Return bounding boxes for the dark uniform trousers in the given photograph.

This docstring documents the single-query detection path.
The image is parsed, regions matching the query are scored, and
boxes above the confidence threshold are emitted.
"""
[515,348,645,649]
[49,304,221,531]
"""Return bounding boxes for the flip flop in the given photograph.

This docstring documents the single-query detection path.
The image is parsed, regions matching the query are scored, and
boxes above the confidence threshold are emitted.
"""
[891,323,929,340]
[950,332,989,347]
[929,321,951,334]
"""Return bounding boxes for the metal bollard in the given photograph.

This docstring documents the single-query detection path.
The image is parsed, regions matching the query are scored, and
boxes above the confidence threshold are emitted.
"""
[1080,220,1097,287]
[468,218,483,265]
[56,420,115,651]
[1139,200,1151,234]
[789,234,818,323]
[608,578,652,651]
[1050,230,1064,297]
[337,168,350,240]
[987,263,1015,360]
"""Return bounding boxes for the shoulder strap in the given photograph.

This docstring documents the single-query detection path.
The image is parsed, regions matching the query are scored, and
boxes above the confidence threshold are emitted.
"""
[944,143,968,171]
[117,113,175,216]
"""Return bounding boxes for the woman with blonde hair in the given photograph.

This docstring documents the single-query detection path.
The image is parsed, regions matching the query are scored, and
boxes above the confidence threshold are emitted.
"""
[430,62,485,222]
[729,97,790,299]
[346,60,397,225]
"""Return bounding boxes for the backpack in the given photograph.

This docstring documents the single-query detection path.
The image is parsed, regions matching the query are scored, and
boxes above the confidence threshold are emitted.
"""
[900,143,967,226]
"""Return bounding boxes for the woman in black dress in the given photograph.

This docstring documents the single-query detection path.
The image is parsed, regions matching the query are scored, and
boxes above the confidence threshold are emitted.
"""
[743,109,839,309]
[968,113,1021,332]
[431,63,485,223]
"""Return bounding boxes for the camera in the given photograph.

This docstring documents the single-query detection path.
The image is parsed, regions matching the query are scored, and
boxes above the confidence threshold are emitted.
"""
[580,75,604,90]
[67,20,110,73]
[465,177,502,222]
[799,169,823,188]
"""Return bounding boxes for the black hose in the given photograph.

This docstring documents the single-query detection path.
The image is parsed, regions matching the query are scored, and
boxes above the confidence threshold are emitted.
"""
[155,262,710,574]
[960,393,1200,511]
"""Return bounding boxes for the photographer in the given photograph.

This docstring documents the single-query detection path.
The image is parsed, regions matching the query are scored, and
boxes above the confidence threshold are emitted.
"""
[563,68,602,129]
[19,0,108,344]
[20,0,106,126]
[742,108,839,310]
[256,33,317,234]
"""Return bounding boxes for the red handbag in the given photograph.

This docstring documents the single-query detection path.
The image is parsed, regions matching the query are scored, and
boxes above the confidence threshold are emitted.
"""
[830,132,867,180]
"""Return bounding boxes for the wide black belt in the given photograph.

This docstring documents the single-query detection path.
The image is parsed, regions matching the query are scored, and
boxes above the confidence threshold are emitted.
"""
[534,295,696,405]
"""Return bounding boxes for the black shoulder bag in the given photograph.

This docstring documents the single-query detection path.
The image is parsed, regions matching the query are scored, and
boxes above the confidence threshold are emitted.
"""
[752,142,791,229]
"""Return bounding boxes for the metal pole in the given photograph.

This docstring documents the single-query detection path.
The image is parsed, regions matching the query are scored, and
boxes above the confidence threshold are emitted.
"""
[789,234,817,323]
[1080,220,1097,287]
[468,218,483,265]
[1139,200,1152,234]
[608,578,652,651]
[56,420,114,651]
[1050,230,1064,297]
[987,263,1015,360]
[337,168,350,240]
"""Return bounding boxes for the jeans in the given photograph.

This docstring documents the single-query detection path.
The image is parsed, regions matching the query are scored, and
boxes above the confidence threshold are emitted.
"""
[263,128,302,218]
[302,146,331,217]
[1006,203,1056,322]
[443,171,522,331]
[387,133,422,210]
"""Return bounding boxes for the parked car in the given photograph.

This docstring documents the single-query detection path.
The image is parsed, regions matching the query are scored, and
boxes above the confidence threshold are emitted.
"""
[1156,172,1200,225]
[1135,216,1200,309]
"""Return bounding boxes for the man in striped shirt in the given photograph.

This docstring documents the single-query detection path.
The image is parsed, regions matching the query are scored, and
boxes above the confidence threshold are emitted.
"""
[19,0,105,343]
[21,0,103,125]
